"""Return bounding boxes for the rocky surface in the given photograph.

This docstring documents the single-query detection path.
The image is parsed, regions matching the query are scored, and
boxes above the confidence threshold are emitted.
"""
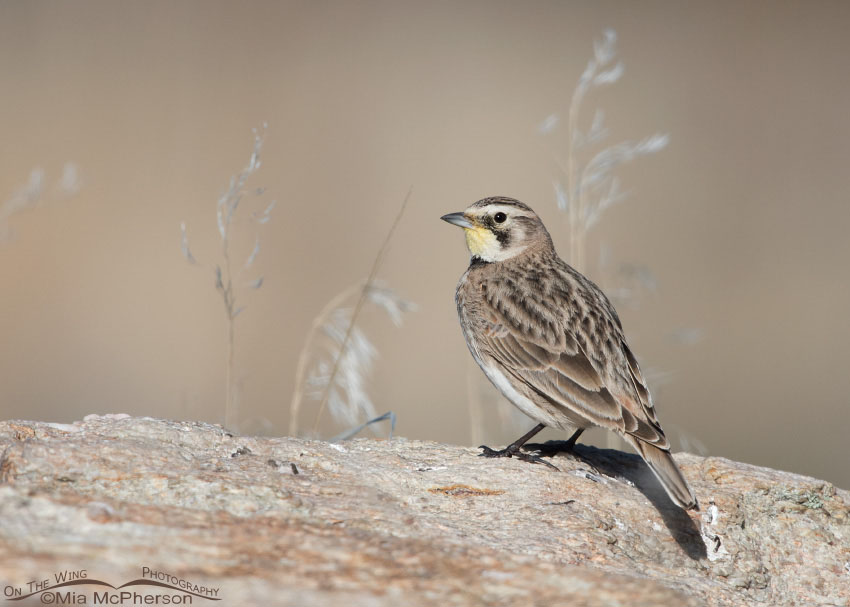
[0,416,847,606]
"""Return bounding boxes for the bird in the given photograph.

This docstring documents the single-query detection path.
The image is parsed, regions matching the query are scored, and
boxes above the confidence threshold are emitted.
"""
[441,196,699,511]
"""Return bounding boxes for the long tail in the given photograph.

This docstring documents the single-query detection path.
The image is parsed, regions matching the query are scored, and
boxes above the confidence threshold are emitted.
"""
[625,436,699,511]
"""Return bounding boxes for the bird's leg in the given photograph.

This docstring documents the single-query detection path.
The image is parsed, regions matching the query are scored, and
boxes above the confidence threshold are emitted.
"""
[563,427,584,450]
[480,423,545,456]
[524,428,585,457]
[479,423,558,470]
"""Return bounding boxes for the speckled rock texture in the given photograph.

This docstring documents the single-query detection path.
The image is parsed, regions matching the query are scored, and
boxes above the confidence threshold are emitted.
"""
[0,416,847,606]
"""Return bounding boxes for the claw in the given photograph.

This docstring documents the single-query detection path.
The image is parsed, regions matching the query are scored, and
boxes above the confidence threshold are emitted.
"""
[478,444,516,458]
[478,444,560,471]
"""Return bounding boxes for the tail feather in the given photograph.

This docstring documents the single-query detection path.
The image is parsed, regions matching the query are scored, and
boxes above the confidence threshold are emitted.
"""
[625,436,699,511]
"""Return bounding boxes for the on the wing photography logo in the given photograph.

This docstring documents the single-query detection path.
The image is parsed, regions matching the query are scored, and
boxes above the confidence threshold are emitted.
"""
[3,567,220,605]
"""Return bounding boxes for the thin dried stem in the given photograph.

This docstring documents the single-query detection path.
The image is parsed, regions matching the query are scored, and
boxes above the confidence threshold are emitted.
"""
[309,187,413,435]
[221,220,235,429]
[288,283,362,436]
[567,69,588,271]
[181,125,271,432]
[555,30,667,274]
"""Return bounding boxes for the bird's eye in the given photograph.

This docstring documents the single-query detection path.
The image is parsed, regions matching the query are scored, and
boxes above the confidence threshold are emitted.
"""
[493,212,507,224]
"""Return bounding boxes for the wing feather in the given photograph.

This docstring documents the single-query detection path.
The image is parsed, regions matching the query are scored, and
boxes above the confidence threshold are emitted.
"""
[479,320,669,449]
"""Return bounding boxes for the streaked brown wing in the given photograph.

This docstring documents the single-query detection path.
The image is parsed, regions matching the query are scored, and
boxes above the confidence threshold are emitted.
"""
[622,342,664,431]
[479,321,669,449]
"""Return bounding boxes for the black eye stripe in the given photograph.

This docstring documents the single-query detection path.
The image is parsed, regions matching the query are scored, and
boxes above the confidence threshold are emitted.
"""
[494,229,510,246]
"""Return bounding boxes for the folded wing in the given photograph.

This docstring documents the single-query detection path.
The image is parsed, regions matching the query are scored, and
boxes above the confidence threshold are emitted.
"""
[478,320,670,450]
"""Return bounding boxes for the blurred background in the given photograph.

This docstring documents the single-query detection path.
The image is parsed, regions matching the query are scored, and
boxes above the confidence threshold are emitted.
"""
[2,1,849,489]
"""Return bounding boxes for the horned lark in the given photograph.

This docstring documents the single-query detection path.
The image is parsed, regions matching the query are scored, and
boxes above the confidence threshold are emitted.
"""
[442,196,698,511]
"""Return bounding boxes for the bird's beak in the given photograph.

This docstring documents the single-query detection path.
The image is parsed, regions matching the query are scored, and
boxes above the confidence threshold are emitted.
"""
[440,212,474,229]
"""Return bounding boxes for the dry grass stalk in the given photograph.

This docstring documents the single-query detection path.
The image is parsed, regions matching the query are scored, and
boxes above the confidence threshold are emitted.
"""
[288,188,414,438]
[180,125,274,431]
[541,29,667,273]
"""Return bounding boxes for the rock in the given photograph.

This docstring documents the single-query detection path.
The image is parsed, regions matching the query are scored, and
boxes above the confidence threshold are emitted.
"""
[0,416,847,606]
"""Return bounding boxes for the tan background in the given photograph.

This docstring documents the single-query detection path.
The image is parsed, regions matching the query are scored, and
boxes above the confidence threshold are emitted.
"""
[1,1,849,488]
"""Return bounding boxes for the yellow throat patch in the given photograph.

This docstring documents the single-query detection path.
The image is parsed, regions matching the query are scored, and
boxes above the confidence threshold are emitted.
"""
[464,226,498,258]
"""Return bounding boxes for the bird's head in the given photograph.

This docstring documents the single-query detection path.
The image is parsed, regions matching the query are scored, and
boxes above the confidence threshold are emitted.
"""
[441,196,553,263]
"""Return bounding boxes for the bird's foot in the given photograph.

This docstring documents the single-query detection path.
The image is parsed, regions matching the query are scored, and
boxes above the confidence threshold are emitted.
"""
[478,444,559,471]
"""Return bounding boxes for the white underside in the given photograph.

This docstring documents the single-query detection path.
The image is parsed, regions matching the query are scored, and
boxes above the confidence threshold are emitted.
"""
[477,359,574,431]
